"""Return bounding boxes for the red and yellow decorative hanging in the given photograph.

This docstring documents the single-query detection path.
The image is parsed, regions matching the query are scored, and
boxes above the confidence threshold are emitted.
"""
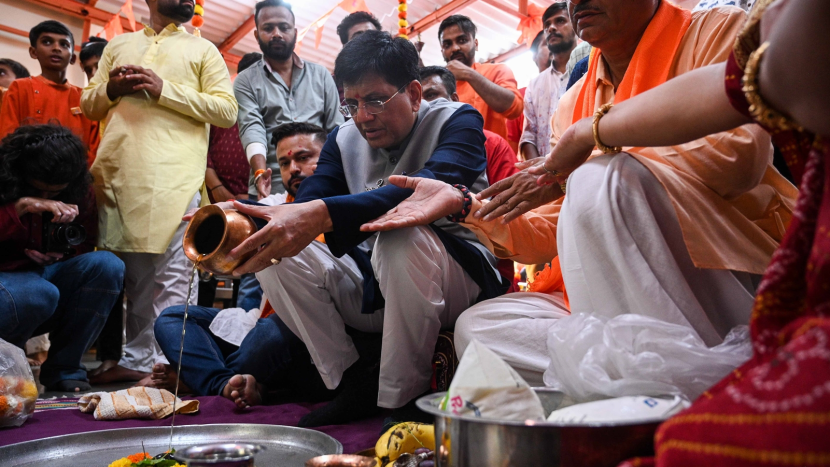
[398,0,408,39]
[192,0,205,28]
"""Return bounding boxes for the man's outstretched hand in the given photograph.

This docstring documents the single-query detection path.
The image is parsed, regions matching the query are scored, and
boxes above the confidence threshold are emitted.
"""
[474,159,563,223]
[360,176,464,232]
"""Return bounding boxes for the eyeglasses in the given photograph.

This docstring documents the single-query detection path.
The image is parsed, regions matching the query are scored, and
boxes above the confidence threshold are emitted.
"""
[339,84,408,118]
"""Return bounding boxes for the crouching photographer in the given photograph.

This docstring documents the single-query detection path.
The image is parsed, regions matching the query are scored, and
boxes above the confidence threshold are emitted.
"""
[0,125,124,393]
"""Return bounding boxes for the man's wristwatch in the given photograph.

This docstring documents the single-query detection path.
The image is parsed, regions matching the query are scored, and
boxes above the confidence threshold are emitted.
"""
[446,184,473,223]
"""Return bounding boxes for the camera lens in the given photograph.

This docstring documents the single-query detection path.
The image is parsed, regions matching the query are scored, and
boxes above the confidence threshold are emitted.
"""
[55,224,87,246]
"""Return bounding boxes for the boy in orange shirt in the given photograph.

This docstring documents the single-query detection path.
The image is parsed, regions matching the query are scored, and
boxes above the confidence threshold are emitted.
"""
[0,21,98,165]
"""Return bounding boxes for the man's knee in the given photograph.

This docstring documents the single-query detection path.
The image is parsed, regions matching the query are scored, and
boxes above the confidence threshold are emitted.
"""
[453,309,477,357]
[566,154,656,226]
[26,282,61,325]
[74,251,126,289]
[372,225,438,272]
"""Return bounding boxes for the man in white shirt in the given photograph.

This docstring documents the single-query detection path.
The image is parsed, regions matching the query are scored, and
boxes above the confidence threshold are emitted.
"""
[519,3,577,161]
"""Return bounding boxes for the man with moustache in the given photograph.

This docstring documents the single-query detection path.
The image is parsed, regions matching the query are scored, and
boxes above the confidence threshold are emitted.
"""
[361,0,796,387]
[520,3,576,161]
[234,0,343,200]
[81,0,237,385]
[154,123,332,401]
[438,15,523,142]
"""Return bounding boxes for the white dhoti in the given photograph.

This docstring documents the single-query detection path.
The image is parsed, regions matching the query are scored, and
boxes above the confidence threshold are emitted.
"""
[118,193,200,373]
[456,154,760,383]
[258,225,481,408]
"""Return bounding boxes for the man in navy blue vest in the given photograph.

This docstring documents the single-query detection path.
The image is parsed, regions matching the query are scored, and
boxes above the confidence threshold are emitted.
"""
[224,30,506,426]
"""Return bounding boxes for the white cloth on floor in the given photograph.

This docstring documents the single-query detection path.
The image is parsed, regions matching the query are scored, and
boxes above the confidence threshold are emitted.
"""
[118,193,200,373]
[257,225,481,409]
[209,307,260,346]
[455,154,760,384]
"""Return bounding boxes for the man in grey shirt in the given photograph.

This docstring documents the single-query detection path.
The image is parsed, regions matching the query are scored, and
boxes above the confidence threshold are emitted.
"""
[235,0,343,198]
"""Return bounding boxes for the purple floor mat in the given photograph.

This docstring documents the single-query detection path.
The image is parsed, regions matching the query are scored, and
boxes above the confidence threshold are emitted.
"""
[0,396,385,454]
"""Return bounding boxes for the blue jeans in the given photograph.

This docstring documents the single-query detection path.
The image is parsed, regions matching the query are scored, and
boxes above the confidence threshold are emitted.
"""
[155,305,302,396]
[0,251,125,387]
[236,273,263,312]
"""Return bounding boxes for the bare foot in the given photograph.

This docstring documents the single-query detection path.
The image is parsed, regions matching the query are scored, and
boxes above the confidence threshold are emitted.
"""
[88,359,119,378]
[135,364,192,393]
[221,374,262,409]
[89,364,149,385]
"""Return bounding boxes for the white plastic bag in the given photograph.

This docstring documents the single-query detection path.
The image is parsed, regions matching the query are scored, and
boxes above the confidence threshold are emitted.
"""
[543,313,751,402]
[0,338,38,427]
[443,339,545,421]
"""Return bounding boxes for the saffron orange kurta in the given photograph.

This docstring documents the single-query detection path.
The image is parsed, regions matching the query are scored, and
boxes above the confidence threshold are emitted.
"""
[0,76,99,165]
[456,63,523,141]
[463,6,797,276]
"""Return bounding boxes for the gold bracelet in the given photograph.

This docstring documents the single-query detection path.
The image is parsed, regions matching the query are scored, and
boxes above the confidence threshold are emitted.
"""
[742,42,801,132]
[592,103,622,154]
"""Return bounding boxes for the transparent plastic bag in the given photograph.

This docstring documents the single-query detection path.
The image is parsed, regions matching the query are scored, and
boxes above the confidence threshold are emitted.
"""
[543,313,752,402]
[0,338,38,427]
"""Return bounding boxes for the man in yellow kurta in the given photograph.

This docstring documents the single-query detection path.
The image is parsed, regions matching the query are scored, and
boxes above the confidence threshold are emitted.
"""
[361,0,797,385]
[81,0,237,384]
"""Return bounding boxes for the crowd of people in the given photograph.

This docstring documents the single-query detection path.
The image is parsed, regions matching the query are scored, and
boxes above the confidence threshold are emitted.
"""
[0,0,827,461]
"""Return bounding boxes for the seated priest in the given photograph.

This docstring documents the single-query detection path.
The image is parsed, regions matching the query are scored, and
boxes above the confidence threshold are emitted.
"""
[360,0,797,385]
[154,123,328,404]
[222,30,505,427]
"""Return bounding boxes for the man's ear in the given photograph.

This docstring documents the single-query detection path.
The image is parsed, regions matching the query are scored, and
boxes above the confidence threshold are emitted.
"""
[408,80,423,109]
[474,37,479,51]
[69,53,77,66]
[29,45,38,60]
[451,92,459,102]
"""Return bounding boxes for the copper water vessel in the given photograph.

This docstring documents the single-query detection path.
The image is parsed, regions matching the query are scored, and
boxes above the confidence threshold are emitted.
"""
[182,204,257,275]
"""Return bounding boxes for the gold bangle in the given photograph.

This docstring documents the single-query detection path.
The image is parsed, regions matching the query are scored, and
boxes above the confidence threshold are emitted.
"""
[592,103,622,154]
[742,42,801,132]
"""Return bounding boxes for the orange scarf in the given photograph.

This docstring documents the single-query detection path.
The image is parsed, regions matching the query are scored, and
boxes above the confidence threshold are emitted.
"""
[572,1,692,122]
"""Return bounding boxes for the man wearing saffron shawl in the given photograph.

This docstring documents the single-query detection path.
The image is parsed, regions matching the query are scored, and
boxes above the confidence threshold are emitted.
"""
[361,0,797,386]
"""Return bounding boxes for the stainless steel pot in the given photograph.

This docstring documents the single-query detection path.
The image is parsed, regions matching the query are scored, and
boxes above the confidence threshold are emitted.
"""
[173,443,264,466]
[416,389,662,467]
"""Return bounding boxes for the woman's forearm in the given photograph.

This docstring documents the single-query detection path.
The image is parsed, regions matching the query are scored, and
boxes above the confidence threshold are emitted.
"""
[598,63,752,148]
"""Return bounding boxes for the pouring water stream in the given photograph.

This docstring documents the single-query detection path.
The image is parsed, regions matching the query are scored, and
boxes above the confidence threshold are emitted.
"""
[168,255,202,452]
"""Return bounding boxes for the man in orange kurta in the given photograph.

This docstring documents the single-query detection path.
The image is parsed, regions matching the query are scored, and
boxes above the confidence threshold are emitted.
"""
[0,21,98,166]
[439,15,523,142]
[449,1,797,385]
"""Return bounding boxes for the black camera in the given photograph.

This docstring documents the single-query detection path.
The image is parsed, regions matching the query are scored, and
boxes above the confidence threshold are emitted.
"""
[42,212,87,254]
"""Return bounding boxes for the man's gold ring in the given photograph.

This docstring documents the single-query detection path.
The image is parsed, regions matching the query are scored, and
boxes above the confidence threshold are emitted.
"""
[270,258,282,266]
[544,166,559,176]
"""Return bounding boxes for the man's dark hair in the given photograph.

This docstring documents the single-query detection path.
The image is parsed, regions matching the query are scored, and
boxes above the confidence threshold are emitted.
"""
[0,125,90,205]
[271,122,327,148]
[0,59,30,80]
[79,36,107,63]
[336,11,382,45]
[237,52,263,73]
[438,15,476,41]
[29,20,74,48]
[334,30,419,89]
[530,30,545,54]
[542,2,568,25]
[255,0,295,26]
[419,66,456,96]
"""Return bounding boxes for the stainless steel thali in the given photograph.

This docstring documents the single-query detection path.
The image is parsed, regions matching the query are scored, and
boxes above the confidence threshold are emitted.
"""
[0,423,342,466]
